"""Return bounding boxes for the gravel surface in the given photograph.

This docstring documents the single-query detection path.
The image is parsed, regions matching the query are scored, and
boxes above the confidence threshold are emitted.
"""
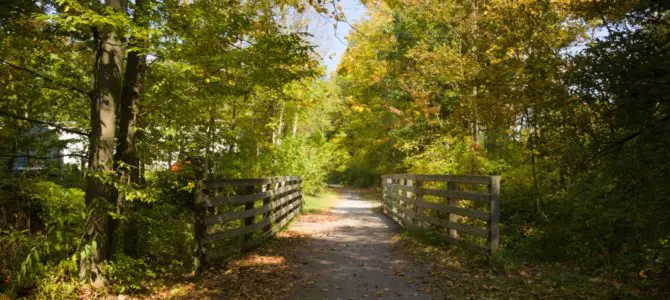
[288,189,434,300]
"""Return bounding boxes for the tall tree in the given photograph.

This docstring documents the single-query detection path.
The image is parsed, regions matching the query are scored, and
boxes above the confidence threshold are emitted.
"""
[83,0,126,288]
[112,0,148,256]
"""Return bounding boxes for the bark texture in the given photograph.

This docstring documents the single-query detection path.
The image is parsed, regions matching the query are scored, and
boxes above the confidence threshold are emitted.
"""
[114,0,147,257]
[83,0,126,288]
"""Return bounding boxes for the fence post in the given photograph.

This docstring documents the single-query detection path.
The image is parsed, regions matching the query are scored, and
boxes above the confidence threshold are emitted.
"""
[402,177,408,224]
[297,177,303,212]
[240,184,255,251]
[488,176,501,255]
[392,177,399,224]
[399,177,406,224]
[406,176,416,226]
[447,181,459,239]
[193,178,207,275]
[414,179,423,228]
[381,176,387,215]
[396,177,402,222]
[384,176,392,215]
[262,182,271,236]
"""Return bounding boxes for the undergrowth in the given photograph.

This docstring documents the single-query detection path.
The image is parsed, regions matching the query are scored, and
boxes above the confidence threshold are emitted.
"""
[395,229,658,299]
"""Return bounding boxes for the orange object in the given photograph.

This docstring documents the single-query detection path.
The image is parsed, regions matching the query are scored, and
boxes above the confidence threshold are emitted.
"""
[170,161,182,172]
[169,159,193,172]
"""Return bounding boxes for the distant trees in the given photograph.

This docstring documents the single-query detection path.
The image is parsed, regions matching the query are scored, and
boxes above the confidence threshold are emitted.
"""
[336,0,670,293]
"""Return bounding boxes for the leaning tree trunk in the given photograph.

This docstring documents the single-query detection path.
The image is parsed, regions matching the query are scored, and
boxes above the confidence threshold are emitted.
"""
[83,0,126,288]
[114,0,147,257]
[115,38,145,188]
[113,47,145,257]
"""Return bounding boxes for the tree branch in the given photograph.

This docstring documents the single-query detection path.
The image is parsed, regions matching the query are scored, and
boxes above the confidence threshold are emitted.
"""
[0,109,90,136]
[0,153,88,160]
[1,59,91,96]
[596,114,670,156]
[331,1,368,39]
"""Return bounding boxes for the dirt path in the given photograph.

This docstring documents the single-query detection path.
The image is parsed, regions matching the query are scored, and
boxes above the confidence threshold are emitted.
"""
[148,188,617,300]
[288,189,434,299]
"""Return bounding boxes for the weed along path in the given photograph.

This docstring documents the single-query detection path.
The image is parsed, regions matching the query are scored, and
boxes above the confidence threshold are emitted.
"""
[288,189,434,299]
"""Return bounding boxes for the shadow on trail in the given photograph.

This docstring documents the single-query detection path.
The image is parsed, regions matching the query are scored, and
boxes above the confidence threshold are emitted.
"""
[287,189,434,299]
[182,188,618,300]
[177,189,436,300]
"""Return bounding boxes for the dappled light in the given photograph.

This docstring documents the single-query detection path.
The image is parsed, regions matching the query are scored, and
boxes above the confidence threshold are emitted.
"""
[1,0,669,298]
[231,255,286,268]
[296,211,341,223]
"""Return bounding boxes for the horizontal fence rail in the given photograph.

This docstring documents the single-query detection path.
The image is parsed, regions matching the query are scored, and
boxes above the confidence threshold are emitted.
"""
[382,174,500,255]
[193,176,303,269]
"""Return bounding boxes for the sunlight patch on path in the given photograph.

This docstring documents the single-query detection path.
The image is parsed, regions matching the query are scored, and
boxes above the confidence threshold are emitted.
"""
[288,189,434,299]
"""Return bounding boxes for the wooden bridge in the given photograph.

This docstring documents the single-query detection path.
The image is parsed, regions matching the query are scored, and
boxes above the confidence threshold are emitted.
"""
[192,176,303,272]
[191,174,501,272]
[382,174,501,255]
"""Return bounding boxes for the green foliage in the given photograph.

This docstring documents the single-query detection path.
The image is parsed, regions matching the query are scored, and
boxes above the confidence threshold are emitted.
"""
[2,0,340,295]
[405,136,511,176]
[302,189,339,213]
[270,135,333,195]
[0,229,40,293]
[26,181,86,230]
[2,0,668,297]
[102,255,155,294]
[121,202,194,270]
[0,179,85,297]
[334,0,670,296]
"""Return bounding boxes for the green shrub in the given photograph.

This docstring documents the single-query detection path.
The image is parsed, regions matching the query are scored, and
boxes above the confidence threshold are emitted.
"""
[0,179,85,297]
[103,255,155,294]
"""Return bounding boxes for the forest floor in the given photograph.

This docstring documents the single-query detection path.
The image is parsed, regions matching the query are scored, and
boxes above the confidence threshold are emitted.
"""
[140,187,623,300]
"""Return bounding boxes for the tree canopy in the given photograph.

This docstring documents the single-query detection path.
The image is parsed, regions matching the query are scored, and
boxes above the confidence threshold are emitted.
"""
[333,0,669,295]
[1,0,669,298]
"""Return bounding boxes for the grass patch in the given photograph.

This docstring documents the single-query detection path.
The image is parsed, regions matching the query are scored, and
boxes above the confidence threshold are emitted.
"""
[302,188,340,213]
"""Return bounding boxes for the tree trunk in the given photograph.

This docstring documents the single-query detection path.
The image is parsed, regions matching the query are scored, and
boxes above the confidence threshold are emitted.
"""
[206,116,214,177]
[292,110,298,137]
[114,0,147,257]
[277,100,285,145]
[468,0,480,175]
[229,98,237,153]
[525,108,549,222]
[470,0,479,147]
[115,49,144,182]
[139,159,145,184]
[83,0,126,288]
[6,129,17,173]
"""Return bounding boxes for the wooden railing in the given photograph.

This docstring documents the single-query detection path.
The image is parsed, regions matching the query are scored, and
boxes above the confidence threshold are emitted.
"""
[193,176,302,270]
[381,174,500,255]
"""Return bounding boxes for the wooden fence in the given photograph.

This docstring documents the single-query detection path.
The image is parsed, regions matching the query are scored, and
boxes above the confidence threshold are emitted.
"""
[193,176,302,270]
[381,174,500,255]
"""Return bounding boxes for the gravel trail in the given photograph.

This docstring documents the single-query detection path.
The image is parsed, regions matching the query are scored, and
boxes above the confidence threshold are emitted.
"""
[288,189,434,299]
